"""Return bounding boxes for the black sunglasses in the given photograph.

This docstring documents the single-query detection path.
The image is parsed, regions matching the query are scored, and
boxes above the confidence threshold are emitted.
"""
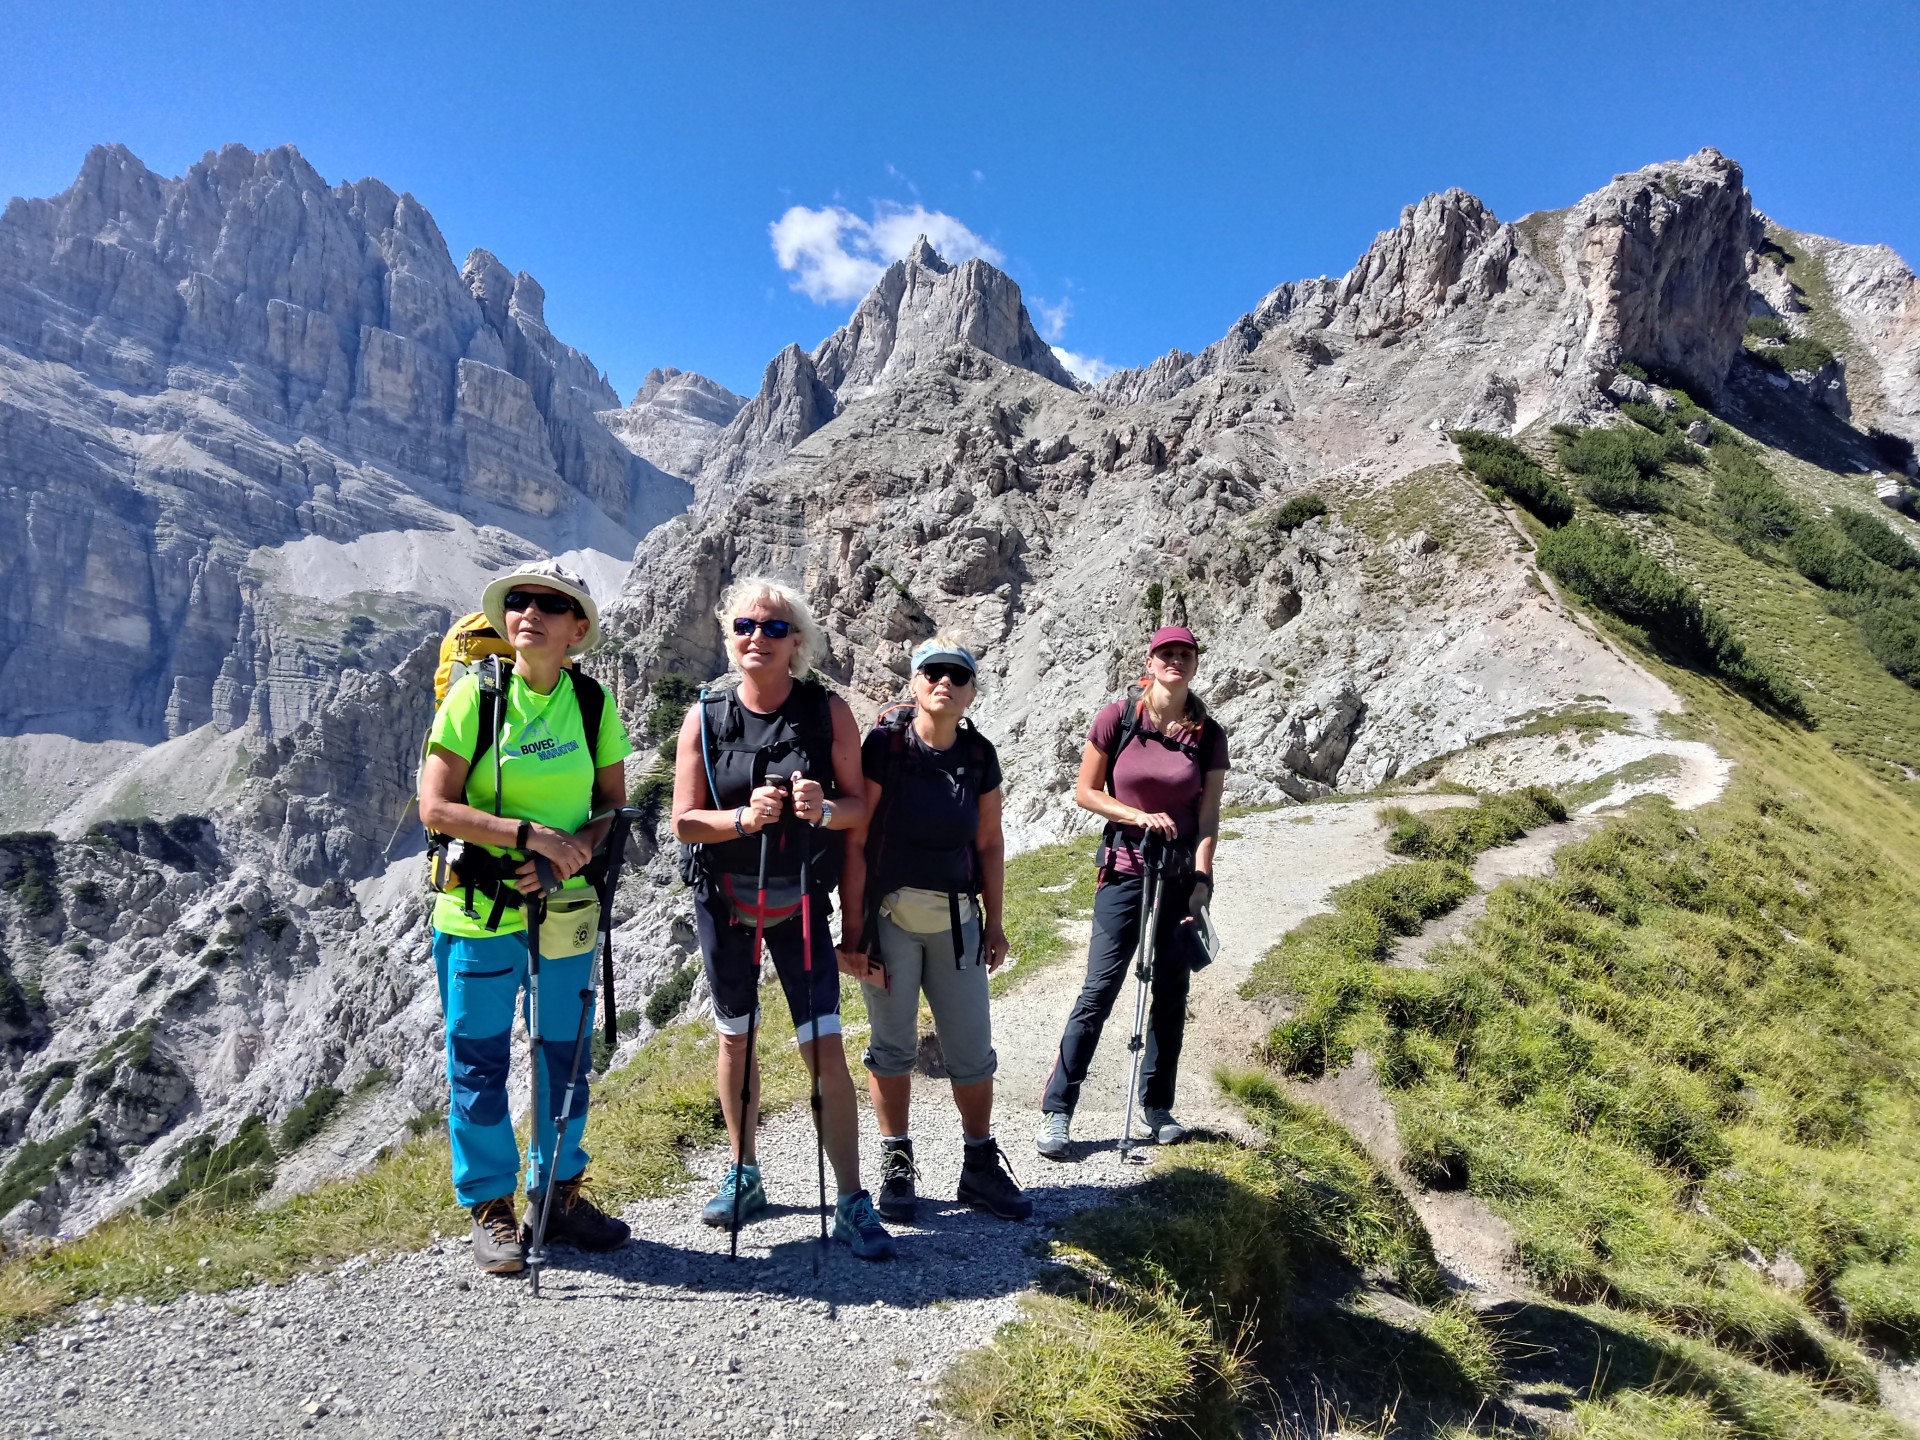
[919,663,975,687]
[503,591,583,618]
[732,616,793,639]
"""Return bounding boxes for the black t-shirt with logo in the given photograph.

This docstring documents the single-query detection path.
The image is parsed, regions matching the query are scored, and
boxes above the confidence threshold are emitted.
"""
[861,720,1003,895]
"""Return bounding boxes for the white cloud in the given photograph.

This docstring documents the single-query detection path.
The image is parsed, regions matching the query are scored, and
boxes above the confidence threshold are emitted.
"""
[1032,296,1071,343]
[769,202,1003,305]
[1052,346,1115,384]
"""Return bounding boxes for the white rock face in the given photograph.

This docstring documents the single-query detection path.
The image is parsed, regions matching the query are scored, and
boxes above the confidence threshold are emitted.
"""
[0,143,689,743]
[599,367,746,479]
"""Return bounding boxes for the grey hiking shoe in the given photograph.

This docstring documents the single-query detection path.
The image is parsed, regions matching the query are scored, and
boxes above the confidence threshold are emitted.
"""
[875,1137,918,1223]
[1034,1110,1072,1160]
[958,1141,1033,1221]
[469,1196,525,1275]
[833,1189,897,1261]
[1138,1107,1189,1145]
[700,1162,768,1228]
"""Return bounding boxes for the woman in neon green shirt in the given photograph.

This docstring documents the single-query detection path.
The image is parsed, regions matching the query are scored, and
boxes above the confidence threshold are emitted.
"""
[418,560,634,1277]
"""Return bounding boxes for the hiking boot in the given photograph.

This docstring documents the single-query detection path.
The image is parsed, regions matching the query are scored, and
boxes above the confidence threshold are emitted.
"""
[832,1189,897,1261]
[469,1196,525,1275]
[529,1173,630,1251]
[1138,1107,1189,1145]
[1034,1110,1072,1160]
[958,1141,1033,1222]
[875,1137,919,1223]
[700,1162,768,1228]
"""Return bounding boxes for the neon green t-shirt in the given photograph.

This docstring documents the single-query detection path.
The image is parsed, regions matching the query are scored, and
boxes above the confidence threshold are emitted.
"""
[427,668,634,938]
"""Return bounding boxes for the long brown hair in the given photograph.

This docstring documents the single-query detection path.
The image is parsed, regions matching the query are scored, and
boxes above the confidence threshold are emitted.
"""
[1129,675,1208,744]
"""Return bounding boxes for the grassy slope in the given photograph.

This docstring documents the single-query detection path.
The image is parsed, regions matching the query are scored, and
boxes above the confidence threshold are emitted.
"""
[954,404,1920,1438]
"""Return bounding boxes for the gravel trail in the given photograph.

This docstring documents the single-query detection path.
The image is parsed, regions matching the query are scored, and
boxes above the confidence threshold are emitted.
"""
[2,799,1466,1439]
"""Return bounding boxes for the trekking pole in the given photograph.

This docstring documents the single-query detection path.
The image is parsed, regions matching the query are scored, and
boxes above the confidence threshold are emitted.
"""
[797,801,828,1271]
[527,810,638,1296]
[1118,834,1166,1165]
[731,822,772,1260]
[523,890,550,1294]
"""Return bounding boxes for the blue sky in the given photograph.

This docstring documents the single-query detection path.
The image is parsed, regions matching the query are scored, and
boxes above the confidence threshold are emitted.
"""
[3,1,1916,400]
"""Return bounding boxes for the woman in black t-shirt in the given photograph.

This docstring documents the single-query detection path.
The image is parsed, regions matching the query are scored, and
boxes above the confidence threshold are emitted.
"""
[838,636,1030,1223]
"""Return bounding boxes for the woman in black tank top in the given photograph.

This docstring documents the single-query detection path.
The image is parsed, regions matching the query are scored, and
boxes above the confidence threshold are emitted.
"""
[669,576,896,1260]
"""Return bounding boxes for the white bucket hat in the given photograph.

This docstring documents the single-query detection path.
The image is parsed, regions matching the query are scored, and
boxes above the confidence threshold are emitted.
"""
[481,559,602,655]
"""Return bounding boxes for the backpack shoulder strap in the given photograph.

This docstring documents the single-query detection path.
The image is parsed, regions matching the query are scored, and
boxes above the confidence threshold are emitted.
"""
[572,670,607,769]
[470,656,508,776]
[1102,689,1147,796]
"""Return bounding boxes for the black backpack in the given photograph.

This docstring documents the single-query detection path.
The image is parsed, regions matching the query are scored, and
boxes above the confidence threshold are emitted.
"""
[679,679,841,892]
[856,703,991,966]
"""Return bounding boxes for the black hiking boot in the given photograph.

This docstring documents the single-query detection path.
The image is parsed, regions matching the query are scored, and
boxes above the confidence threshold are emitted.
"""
[528,1173,631,1251]
[469,1196,525,1275]
[875,1136,919,1223]
[957,1140,1033,1222]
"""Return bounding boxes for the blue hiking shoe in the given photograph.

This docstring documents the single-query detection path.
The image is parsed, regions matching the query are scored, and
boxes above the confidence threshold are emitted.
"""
[700,1163,768,1228]
[832,1188,897,1261]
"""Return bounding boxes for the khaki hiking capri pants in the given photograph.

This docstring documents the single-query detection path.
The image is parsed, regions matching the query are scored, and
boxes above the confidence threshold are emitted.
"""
[859,906,997,1085]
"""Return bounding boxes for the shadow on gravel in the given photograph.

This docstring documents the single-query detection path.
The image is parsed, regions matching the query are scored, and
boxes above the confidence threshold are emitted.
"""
[524,1174,1122,1310]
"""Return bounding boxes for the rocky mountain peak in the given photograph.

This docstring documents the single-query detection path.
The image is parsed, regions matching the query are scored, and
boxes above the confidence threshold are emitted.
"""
[1562,146,1760,400]
[1337,187,1507,337]
[600,367,749,481]
[685,237,1078,496]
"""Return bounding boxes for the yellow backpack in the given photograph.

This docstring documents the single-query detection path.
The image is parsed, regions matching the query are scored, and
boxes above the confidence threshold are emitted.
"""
[434,612,514,707]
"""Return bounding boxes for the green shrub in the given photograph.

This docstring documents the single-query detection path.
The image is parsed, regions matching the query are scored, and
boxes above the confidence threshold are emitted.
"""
[1745,315,1789,341]
[1832,506,1916,571]
[645,962,698,1028]
[1556,424,1688,512]
[628,772,673,829]
[1382,787,1566,864]
[69,880,103,906]
[1272,493,1328,531]
[277,1087,344,1152]
[0,833,59,919]
[1450,430,1574,526]
[1143,581,1164,626]
[1538,522,1809,722]
[350,1067,392,1097]
[143,1117,277,1216]
[1616,359,1650,382]
[258,912,291,943]
[1868,427,1916,474]
[1759,336,1837,375]
[1714,453,1803,544]
[1786,523,1897,595]
[1858,597,1920,686]
[0,1121,97,1214]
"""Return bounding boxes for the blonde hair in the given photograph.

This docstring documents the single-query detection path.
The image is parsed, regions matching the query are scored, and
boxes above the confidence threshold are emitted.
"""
[715,576,825,678]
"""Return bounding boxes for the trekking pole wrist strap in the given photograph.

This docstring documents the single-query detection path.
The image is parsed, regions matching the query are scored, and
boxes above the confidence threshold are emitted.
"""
[515,819,531,852]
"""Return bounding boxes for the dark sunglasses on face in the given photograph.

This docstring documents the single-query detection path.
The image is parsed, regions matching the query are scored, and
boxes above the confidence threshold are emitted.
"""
[732,616,793,639]
[503,591,583,618]
[919,663,975,687]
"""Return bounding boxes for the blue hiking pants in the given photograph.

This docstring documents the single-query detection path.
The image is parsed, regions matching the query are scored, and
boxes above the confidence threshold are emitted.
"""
[431,929,597,1208]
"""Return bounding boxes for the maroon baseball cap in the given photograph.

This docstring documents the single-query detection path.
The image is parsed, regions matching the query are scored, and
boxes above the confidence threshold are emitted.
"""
[1149,625,1204,654]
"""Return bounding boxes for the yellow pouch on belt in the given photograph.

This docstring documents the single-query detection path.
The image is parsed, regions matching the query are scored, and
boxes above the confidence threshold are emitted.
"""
[881,887,975,935]
[540,893,603,961]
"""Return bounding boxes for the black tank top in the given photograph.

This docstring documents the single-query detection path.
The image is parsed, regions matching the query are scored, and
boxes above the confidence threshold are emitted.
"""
[698,679,838,881]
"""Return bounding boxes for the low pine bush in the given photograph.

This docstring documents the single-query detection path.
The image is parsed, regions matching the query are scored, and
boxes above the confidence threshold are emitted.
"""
[1537,522,1809,721]
[1450,430,1573,526]
[1555,424,1689,513]
[1831,506,1916,572]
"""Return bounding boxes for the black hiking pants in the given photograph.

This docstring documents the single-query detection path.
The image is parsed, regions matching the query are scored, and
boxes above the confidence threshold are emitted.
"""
[1042,870,1198,1116]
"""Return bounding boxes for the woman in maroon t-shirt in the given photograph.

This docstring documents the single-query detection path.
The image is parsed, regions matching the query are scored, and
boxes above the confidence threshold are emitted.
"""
[1036,626,1229,1158]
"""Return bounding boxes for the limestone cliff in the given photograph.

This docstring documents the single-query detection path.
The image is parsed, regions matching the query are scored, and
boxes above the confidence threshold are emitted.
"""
[0,143,687,743]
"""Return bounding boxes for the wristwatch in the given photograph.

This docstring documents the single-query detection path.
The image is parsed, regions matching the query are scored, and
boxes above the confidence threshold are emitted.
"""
[817,800,834,829]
